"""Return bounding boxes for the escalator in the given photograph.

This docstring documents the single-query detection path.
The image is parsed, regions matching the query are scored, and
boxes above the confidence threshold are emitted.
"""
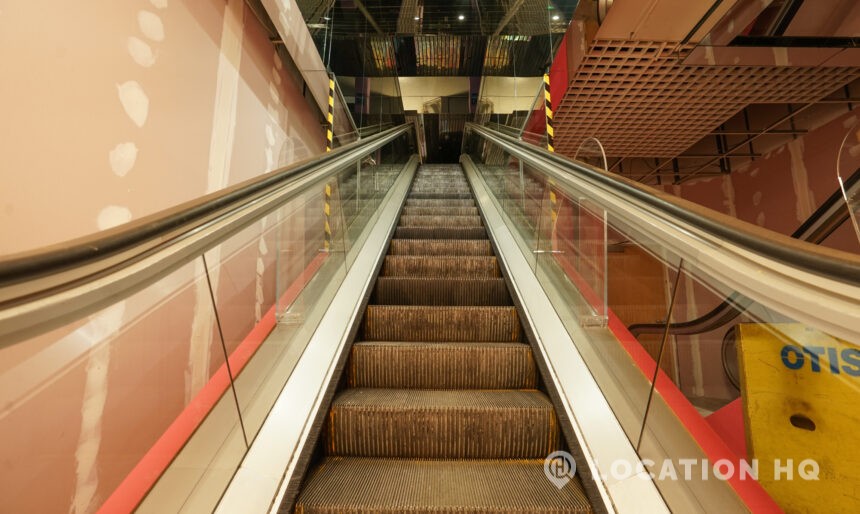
[6,119,858,513]
[293,164,592,513]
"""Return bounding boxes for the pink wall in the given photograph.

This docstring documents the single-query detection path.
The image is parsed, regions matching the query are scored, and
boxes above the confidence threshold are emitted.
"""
[664,108,860,254]
[0,1,328,512]
[0,0,324,256]
[659,107,860,403]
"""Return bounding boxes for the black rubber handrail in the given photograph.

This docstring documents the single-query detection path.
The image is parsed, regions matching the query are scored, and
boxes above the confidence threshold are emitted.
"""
[627,167,860,337]
[468,122,860,285]
[0,125,410,287]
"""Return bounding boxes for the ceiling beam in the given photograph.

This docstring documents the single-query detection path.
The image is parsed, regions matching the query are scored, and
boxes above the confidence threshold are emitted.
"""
[708,129,807,135]
[492,0,526,36]
[674,152,761,158]
[353,0,384,34]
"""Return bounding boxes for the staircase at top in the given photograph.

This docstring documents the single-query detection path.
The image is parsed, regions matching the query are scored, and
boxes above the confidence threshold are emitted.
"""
[294,164,592,513]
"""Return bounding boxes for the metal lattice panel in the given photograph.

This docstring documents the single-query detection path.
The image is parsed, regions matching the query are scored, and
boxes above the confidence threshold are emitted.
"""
[553,41,860,157]
[505,0,568,36]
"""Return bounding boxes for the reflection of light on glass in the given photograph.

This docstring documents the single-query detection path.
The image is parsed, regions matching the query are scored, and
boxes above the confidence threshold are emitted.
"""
[458,14,465,21]
[552,15,560,20]
[414,16,420,20]
[836,117,860,245]
[370,38,395,71]
[483,36,531,74]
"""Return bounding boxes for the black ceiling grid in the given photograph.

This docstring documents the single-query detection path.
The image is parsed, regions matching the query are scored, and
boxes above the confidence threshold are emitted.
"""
[297,0,569,77]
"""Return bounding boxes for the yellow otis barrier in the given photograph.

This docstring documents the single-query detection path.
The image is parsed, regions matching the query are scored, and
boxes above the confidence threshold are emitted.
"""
[738,323,860,511]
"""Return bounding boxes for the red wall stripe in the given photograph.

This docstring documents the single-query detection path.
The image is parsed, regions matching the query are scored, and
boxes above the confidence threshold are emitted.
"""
[552,253,780,512]
[97,253,327,514]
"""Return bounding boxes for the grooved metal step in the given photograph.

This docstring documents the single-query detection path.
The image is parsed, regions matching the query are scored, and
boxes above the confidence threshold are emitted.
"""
[394,226,487,239]
[405,198,475,207]
[388,239,492,256]
[295,458,592,514]
[408,192,473,199]
[398,215,483,227]
[325,389,559,458]
[363,305,521,342]
[348,342,537,389]
[292,163,593,514]
[409,183,470,195]
[412,186,468,189]
[381,256,500,278]
[372,277,511,305]
[402,206,479,216]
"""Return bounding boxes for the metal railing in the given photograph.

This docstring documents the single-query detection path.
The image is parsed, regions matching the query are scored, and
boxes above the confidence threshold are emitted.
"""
[466,122,860,343]
[0,124,412,347]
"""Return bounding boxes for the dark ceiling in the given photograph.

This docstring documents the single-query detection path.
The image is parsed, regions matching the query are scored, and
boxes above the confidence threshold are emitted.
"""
[295,0,577,76]
[326,34,558,76]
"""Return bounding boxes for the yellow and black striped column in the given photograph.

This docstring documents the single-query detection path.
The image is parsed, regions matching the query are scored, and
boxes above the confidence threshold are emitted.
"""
[544,72,554,153]
[323,75,335,251]
[326,76,335,152]
[548,183,560,252]
[323,182,332,251]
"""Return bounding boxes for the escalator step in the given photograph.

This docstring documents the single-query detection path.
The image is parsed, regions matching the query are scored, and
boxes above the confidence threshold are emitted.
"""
[325,389,559,458]
[410,187,470,193]
[381,256,500,278]
[388,239,492,256]
[394,226,487,239]
[408,192,473,199]
[363,305,520,342]
[347,342,537,389]
[372,277,511,305]
[405,198,475,207]
[398,215,483,227]
[295,458,592,514]
[293,163,594,513]
[402,206,478,216]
